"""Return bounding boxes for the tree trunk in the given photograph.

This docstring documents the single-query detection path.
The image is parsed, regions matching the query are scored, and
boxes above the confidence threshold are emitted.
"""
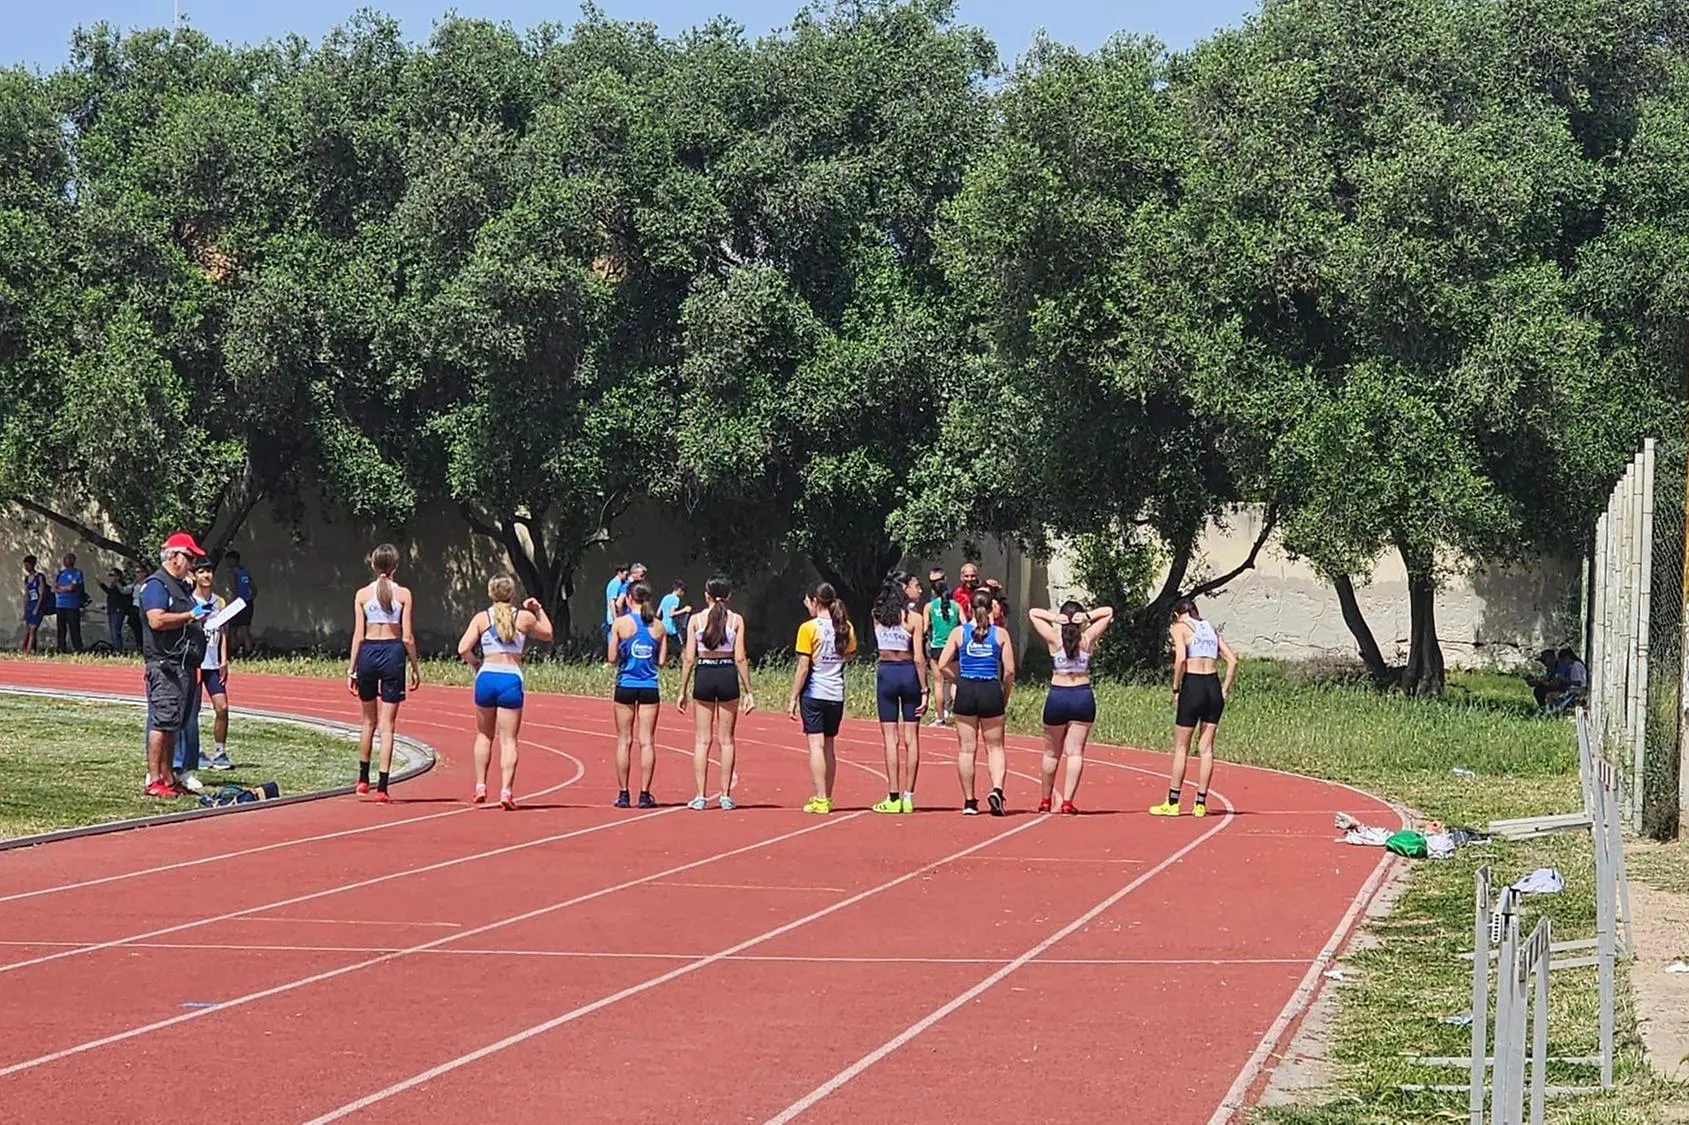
[810,543,902,654]
[1332,574,1390,684]
[1398,549,1445,697]
[459,506,574,646]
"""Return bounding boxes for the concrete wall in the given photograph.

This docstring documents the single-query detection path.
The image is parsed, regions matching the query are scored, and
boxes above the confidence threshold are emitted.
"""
[1,500,1575,667]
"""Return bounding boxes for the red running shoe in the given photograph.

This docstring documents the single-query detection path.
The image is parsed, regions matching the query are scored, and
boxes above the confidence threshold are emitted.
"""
[1061,800,1079,815]
[1037,797,1052,813]
[354,780,370,796]
[499,789,516,811]
[144,781,179,798]
[372,790,391,804]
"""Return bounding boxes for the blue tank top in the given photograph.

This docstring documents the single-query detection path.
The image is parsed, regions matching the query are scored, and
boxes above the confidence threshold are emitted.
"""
[617,618,661,688]
[957,624,1002,680]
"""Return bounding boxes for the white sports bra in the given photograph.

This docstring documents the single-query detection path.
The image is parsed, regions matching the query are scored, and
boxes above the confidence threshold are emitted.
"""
[874,619,912,653]
[1051,645,1091,676]
[481,607,528,656]
[694,613,737,655]
[362,588,403,625]
[1185,619,1219,660]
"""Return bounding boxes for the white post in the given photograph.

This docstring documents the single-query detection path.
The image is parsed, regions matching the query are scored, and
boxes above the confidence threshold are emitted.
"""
[1633,440,1656,828]
[1592,510,1609,744]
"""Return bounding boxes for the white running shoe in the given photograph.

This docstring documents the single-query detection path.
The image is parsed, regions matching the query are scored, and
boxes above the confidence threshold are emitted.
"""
[177,771,205,794]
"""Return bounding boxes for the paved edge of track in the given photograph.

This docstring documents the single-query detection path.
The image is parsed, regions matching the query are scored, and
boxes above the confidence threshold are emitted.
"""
[0,684,437,853]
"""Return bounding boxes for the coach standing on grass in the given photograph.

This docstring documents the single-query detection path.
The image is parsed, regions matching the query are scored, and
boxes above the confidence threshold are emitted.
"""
[140,532,214,797]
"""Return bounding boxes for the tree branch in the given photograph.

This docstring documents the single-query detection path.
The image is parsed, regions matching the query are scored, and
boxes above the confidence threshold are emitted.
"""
[1186,506,1278,600]
[458,501,502,540]
[7,497,142,564]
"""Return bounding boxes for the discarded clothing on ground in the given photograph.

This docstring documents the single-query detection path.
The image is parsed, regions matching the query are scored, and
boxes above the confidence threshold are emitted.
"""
[1509,867,1564,895]
[1334,812,1488,858]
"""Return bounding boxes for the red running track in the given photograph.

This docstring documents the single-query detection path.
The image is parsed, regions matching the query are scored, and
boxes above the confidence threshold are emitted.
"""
[0,660,1397,1124]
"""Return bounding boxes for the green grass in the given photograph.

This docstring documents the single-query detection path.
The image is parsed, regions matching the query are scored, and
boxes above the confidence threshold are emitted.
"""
[0,693,365,839]
[18,651,1689,1120]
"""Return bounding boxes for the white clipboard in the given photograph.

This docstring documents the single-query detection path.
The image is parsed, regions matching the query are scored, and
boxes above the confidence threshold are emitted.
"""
[205,597,246,632]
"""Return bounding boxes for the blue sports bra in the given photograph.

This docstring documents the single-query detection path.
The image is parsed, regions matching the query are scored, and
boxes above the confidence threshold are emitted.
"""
[481,607,528,656]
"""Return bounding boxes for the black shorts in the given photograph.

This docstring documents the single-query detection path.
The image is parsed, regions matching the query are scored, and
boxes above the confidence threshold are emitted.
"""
[1042,684,1096,726]
[231,605,253,629]
[145,661,194,733]
[1176,673,1225,728]
[876,661,922,723]
[356,640,407,704]
[799,695,844,736]
[953,678,1005,720]
[614,685,660,706]
[692,660,739,703]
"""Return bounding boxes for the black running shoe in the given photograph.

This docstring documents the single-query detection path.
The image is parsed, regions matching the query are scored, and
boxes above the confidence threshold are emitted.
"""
[614,791,631,808]
[637,791,657,809]
[987,790,1005,817]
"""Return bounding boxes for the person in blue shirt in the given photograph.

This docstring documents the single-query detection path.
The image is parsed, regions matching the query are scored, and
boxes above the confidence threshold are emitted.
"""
[608,581,666,809]
[224,550,256,655]
[53,552,85,653]
[656,579,691,664]
[603,563,630,644]
[20,555,46,654]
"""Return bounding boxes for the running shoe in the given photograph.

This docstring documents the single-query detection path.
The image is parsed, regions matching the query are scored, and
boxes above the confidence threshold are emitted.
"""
[197,755,213,770]
[500,789,516,811]
[1061,800,1079,815]
[873,796,903,814]
[1148,801,1182,817]
[372,790,392,805]
[1037,797,1053,814]
[474,784,488,805]
[987,790,1005,817]
[177,771,205,794]
[961,801,979,816]
[613,791,630,808]
[143,781,179,798]
[689,796,708,811]
[637,791,656,809]
[1192,802,1208,818]
[720,795,736,811]
[802,796,832,815]
[900,793,915,814]
[355,780,370,796]
[208,753,235,771]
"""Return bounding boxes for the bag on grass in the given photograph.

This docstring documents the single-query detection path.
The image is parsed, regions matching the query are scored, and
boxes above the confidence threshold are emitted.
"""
[1385,830,1428,858]
[199,781,280,808]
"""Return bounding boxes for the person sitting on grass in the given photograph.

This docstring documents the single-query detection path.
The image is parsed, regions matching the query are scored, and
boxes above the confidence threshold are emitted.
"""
[1544,647,1589,715]
[1524,649,1569,712]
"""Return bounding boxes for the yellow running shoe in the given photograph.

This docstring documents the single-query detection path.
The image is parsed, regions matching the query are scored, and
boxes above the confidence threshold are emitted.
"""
[803,796,832,815]
[1192,802,1208,818]
[1148,801,1182,817]
[872,796,902,814]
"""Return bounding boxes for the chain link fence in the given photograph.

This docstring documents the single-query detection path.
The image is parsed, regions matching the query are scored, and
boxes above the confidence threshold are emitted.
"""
[1586,436,1684,841]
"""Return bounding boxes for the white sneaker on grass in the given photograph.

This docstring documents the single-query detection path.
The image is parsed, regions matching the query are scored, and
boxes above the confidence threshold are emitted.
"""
[177,772,205,794]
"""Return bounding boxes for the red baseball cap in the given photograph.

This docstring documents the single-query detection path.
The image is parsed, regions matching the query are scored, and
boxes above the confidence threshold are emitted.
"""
[161,532,206,556]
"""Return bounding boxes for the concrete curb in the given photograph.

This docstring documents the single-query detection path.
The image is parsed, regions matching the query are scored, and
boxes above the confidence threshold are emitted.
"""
[0,685,437,853]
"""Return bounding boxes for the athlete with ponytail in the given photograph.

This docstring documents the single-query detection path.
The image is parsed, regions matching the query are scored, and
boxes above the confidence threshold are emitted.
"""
[1151,596,1237,817]
[788,582,856,814]
[937,587,1015,815]
[347,543,420,803]
[678,575,752,810]
[608,581,665,809]
[871,571,926,813]
[924,579,961,725]
[457,575,553,810]
[1029,601,1114,814]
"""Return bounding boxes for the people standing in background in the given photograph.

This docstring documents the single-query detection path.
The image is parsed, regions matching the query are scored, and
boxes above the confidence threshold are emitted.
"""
[788,582,857,815]
[224,550,256,655]
[871,570,927,814]
[938,587,1016,816]
[924,577,961,726]
[608,581,665,809]
[53,552,85,653]
[952,562,980,613]
[347,544,421,804]
[603,563,630,645]
[126,565,146,648]
[180,557,234,775]
[657,579,691,664]
[678,575,753,810]
[140,533,215,797]
[99,568,134,654]
[21,555,46,654]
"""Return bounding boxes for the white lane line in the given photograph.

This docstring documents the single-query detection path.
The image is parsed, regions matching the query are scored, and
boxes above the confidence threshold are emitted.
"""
[301,814,1052,1124]
[1203,847,1400,1125]
[0,813,864,1078]
[0,803,682,976]
[761,795,1238,1124]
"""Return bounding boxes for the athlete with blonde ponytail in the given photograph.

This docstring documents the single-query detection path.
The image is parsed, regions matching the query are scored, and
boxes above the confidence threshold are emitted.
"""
[608,580,665,809]
[788,582,856,814]
[937,587,1015,815]
[457,575,553,810]
[347,543,420,803]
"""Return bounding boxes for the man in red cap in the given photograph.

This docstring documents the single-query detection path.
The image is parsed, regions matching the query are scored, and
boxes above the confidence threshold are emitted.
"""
[138,532,215,796]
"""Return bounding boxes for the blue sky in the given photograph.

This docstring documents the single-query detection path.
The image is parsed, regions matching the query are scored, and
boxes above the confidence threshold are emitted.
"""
[7,1,1259,71]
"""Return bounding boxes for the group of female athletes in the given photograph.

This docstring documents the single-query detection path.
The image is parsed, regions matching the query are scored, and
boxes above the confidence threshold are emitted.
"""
[344,547,1238,817]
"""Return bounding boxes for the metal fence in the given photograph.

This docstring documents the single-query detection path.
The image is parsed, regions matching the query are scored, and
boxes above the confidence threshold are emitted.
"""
[1585,436,1685,840]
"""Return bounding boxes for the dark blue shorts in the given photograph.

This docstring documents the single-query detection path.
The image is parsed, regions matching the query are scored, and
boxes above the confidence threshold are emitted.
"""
[1042,684,1097,727]
[876,661,922,723]
[356,639,407,704]
[201,668,228,697]
[474,669,525,710]
[800,695,844,737]
[25,606,44,627]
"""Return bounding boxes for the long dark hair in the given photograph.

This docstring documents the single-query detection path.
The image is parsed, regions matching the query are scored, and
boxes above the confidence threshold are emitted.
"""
[930,579,956,622]
[969,587,993,645]
[810,581,852,647]
[1171,596,1199,622]
[371,543,399,614]
[873,570,912,628]
[629,580,657,626]
[1059,599,1085,660]
[700,574,733,648]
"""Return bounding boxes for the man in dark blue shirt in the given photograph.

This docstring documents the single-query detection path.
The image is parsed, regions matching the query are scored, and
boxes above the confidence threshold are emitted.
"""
[21,555,46,654]
[141,532,214,796]
[53,552,85,653]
